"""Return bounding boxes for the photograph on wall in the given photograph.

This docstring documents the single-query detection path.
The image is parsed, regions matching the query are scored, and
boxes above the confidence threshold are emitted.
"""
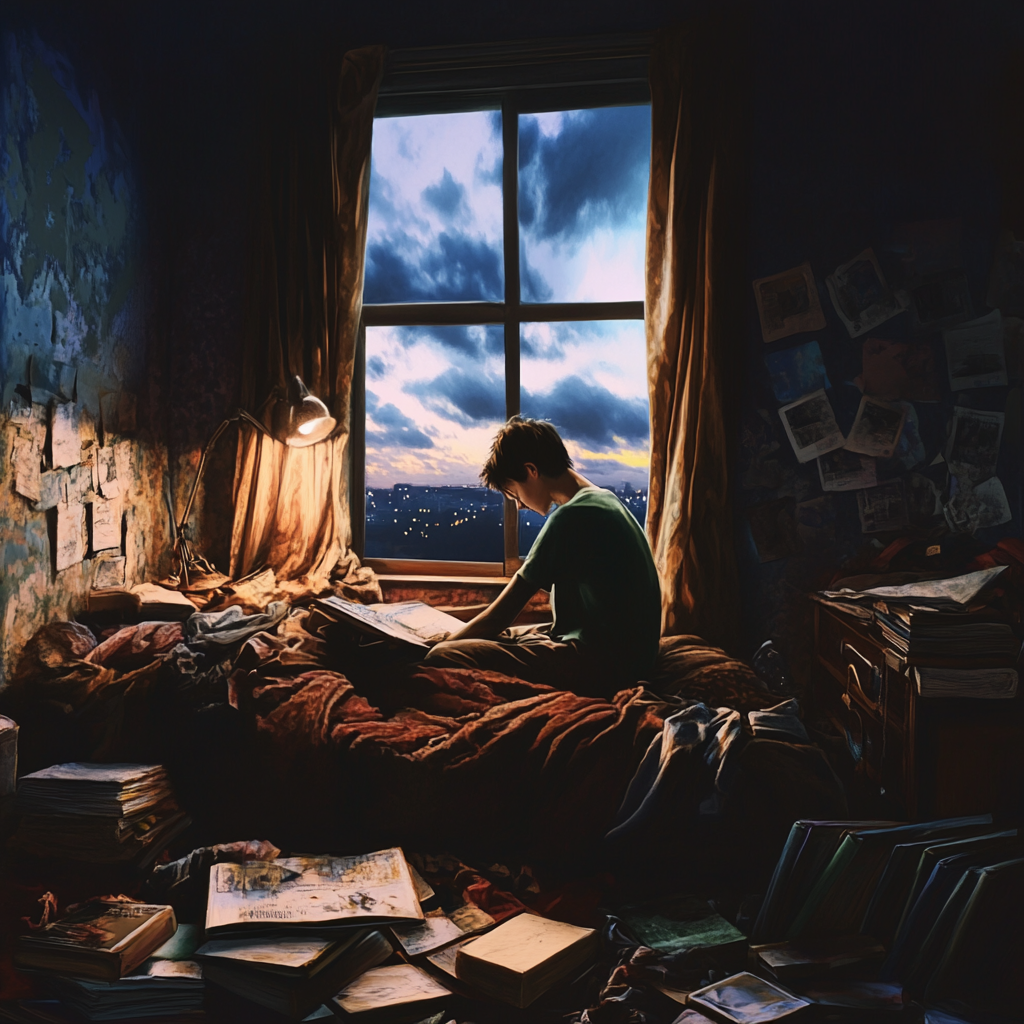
[844,395,906,459]
[764,340,831,402]
[943,309,1008,391]
[946,406,1004,482]
[858,336,940,402]
[753,262,827,343]
[944,476,1012,533]
[745,497,803,562]
[857,480,909,534]
[826,248,906,338]
[906,269,973,333]
[778,389,845,463]
[817,448,877,492]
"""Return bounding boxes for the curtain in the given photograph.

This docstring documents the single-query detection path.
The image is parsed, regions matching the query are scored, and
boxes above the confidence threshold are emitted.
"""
[645,21,749,651]
[231,45,384,587]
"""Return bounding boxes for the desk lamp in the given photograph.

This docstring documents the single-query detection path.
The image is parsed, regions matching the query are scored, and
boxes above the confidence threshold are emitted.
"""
[170,376,336,585]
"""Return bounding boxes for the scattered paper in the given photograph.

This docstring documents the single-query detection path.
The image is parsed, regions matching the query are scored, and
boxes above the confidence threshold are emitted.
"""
[946,406,1004,482]
[448,903,497,935]
[857,480,909,534]
[56,500,85,572]
[66,464,94,505]
[944,476,1012,533]
[50,401,80,469]
[114,440,133,497]
[943,309,1007,390]
[823,565,1007,607]
[817,449,877,492]
[844,395,906,458]
[745,497,802,563]
[91,495,123,552]
[426,938,476,979]
[858,337,940,402]
[94,555,127,589]
[753,262,826,343]
[778,389,844,463]
[827,248,906,337]
[764,340,830,402]
[392,910,465,957]
[333,965,449,1016]
[12,428,42,502]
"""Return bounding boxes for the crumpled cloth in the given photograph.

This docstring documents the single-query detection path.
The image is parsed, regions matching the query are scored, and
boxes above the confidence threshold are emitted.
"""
[748,698,809,743]
[185,601,289,649]
[86,621,185,671]
[605,703,743,844]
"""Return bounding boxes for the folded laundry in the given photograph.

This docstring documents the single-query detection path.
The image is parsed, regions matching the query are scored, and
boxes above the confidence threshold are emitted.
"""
[748,698,810,744]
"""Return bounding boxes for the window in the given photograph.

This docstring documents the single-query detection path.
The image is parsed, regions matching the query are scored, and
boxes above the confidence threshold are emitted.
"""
[355,39,652,576]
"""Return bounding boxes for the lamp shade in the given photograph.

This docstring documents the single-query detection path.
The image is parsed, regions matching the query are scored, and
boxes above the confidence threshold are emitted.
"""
[272,375,336,447]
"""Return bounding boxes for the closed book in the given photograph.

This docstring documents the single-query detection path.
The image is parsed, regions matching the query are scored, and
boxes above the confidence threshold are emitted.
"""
[788,816,992,939]
[16,900,177,982]
[43,959,204,1021]
[618,896,746,957]
[754,935,885,981]
[751,821,899,944]
[883,837,1023,984]
[454,913,598,1008]
[686,972,811,1022]
[16,764,173,818]
[330,964,450,1022]
[197,930,391,1020]
[913,666,1018,699]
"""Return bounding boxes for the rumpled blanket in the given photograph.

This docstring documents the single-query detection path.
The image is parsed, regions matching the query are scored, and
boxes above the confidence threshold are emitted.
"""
[1,612,843,864]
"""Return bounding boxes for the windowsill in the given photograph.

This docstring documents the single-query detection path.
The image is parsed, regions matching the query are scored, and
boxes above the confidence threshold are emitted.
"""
[375,574,515,586]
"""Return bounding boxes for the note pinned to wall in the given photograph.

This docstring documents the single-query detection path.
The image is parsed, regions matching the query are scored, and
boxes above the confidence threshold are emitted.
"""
[56,500,85,572]
[97,446,120,497]
[33,470,65,512]
[90,495,123,553]
[94,555,126,589]
[50,401,80,470]
[12,428,42,502]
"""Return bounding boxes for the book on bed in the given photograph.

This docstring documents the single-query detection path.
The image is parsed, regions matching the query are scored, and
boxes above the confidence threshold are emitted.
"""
[312,597,464,651]
[204,847,424,936]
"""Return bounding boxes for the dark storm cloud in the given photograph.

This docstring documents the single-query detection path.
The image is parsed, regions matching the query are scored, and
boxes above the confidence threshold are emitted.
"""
[365,390,434,449]
[522,376,648,450]
[366,355,388,380]
[422,169,468,220]
[518,106,651,244]
[364,232,503,303]
[405,370,504,427]
[400,325,503,360]
[404,369,648,453]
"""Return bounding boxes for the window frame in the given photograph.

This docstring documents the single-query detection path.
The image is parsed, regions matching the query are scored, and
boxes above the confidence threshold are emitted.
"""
[354,38,651,578]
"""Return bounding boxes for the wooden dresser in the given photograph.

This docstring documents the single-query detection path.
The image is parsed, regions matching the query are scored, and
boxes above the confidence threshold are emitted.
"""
[812,602,1024,821]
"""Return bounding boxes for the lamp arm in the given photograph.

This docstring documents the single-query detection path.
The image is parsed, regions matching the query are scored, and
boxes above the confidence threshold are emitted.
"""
[171,410,272,586]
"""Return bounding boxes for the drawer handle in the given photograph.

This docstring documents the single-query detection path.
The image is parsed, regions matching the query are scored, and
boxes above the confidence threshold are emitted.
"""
[841,642,881,711]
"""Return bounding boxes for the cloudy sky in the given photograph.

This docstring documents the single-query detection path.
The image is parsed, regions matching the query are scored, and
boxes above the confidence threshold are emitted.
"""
[364,105,651,490]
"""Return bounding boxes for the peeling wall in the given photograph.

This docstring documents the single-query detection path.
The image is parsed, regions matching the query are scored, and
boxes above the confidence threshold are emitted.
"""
[0,31,169,687]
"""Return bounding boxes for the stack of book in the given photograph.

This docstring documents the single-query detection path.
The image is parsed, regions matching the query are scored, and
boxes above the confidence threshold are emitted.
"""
[818,566,1020,699]
[10,763,190,868]
[194,847,430,1021]
[722,815,1023,1022]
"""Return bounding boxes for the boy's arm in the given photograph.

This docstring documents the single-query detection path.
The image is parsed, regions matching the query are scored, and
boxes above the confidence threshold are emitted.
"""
[444,574,539,642]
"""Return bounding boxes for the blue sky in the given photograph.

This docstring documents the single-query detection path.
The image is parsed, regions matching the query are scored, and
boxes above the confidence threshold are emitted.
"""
[364,106,651,489]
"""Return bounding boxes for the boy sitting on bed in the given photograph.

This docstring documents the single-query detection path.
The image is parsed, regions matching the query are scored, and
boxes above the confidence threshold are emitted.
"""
[423,416,662,698]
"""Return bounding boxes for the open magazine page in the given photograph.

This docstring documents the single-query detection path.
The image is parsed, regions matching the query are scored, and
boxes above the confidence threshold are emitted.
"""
[366,601,465,642]
[206,848,424,932]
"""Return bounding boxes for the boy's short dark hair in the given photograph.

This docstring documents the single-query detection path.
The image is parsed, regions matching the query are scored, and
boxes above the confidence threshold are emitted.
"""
[481,416,573,490]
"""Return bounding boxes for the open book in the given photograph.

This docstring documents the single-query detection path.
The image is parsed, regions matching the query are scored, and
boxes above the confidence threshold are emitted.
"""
[205,847,424,935]
[313,597,466,650]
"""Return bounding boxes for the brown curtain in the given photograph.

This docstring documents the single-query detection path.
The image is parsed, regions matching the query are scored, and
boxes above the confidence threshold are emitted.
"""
[645,21,749,651]
[231,45,384,586]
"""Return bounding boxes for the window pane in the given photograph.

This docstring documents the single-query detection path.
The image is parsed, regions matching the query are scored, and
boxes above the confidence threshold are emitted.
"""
[365,111,504,303]
[365,324,506,561]
[518,320,649,556]
[518,106,650,303]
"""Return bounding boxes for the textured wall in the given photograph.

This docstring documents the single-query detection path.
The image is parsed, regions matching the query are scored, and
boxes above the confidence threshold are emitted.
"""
[0,32,169,686]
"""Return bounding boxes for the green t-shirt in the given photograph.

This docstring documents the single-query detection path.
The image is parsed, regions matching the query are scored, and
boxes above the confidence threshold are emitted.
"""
[516,487,662,679]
